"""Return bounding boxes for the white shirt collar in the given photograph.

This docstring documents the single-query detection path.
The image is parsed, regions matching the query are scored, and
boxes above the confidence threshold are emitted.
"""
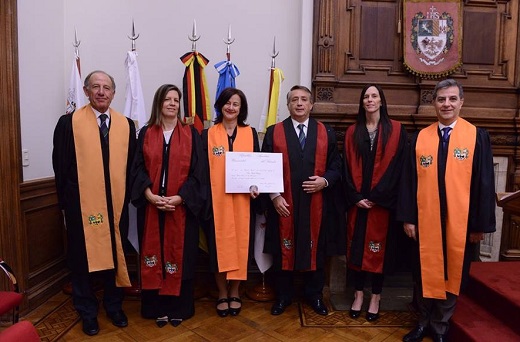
[438,119,457,130]
[291,118,309,131]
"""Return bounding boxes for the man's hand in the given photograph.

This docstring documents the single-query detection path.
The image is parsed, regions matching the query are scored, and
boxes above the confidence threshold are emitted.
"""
[404,222,417,241]
[302,175,327,194]
[273,195,290,217]
[469,232,484,243]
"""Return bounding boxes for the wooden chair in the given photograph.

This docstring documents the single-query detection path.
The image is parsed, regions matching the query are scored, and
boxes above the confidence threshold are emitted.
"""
[0,259,23,324]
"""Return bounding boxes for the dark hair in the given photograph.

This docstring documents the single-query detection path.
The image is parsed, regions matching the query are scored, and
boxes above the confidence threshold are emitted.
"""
[353,84,392,158]
[147,84,183,127]
[213,87,249,126]
[286,85,313,104]
[84,70,116,91]
[433,79,464,99]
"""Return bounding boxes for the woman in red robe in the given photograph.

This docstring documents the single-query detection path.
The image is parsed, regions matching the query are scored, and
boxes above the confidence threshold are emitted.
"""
[131,84,205,327]
[343,84,407,322]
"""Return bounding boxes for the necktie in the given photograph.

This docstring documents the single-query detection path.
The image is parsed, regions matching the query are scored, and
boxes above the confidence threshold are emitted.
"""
[99,114,108,142]
[298,124,306,149]
[441,127,451,152]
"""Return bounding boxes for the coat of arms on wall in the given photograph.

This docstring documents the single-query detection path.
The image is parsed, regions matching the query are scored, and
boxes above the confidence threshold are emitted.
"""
[403,0,462,78]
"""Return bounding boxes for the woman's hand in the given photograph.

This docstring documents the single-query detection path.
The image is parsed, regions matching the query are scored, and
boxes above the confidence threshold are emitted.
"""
[356,199,374,209]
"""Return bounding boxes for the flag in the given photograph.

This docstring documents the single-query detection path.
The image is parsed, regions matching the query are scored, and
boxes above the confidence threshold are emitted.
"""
[259,67,284,133]
[123,50,147,253]
[214,60,240,119]
[123,51,147,131]
[65,55,86,115]
[180,51,212,133]
[254,213,273,273]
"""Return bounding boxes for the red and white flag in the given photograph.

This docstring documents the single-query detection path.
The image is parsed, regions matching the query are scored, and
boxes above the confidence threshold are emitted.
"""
[65,55,86,114]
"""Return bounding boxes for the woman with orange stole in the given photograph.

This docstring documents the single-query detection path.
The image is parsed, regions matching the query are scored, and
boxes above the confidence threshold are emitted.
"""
[343,84,407,322]
[131,84,205,328]
[202,87,259,317]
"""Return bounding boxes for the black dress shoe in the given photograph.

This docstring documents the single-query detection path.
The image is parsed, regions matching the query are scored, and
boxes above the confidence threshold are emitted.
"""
[433,333,448,342]
[271,299,292,315]
[308,298,328,316]
[108,310,128,327]
[349,309,361,319]
[82,318,99,336]
[216,298,229,317]
[402,325,427,342]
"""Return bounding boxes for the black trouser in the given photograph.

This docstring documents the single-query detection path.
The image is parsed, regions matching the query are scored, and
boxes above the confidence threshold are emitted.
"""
[274,269,325,302]
[348,268,384,294]
[71,269,124,321]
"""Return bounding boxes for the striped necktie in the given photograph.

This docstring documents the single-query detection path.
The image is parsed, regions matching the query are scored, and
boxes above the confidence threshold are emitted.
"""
[298,124,306,149]
[99,114,108,142]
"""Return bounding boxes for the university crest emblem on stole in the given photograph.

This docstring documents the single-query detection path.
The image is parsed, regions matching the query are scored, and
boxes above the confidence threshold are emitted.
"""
[404,0,462,78]
[453,147,470,161]
[420,155,433,168]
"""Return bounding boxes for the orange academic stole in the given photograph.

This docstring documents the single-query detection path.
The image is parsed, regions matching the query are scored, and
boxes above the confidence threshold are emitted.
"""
[208,124,253,280]
[415,118,475,299]
[72,105,131,287]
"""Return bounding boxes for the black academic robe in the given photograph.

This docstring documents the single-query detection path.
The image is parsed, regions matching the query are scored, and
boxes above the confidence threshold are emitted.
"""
[200,126,260,273]
[130,124,205,318]
[343,123,407,274]
[52,112,136,273]
[397,127,496,290]
[262,117,344,271]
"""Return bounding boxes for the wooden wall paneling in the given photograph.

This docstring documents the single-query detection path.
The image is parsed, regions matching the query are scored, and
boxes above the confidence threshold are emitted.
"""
[0,0,25,296]
[20,179,69,310]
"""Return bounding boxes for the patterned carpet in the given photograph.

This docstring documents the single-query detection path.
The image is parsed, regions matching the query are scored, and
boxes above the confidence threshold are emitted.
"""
[34,297,79,342]
[299,302,417,328]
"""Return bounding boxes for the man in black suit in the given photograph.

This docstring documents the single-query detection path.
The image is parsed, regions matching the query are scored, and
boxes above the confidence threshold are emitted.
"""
[262,85,343,316]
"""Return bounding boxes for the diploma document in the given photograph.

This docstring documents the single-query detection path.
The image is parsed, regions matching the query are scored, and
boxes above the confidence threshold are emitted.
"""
[225,152,284,193]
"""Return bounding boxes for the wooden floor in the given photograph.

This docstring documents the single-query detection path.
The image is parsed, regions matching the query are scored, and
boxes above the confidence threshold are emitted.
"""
[17,291,437,342]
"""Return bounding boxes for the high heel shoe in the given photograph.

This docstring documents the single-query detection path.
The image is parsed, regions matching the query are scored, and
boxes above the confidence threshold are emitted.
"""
[228,297,242,316]
[216,298,229,317]
[170,318,182,327]
[349,291,363,319]
[366,295,380,322]
[155,316,168,328]
[349,309,361,319]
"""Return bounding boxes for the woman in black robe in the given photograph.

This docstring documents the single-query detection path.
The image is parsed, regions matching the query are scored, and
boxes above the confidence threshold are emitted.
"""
[343,84,407,322]
[131,84,205,327]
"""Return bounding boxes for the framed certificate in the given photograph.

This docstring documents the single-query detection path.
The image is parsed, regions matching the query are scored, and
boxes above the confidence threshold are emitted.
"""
[225,152,284,193]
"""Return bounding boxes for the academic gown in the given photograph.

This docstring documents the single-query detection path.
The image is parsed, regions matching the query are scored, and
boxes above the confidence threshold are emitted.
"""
[201,125,260,274]
[53,111,136,274]
[262,117,345,271]
[343,122,407,274]
[130,124,205,319]
[397,127,496,292]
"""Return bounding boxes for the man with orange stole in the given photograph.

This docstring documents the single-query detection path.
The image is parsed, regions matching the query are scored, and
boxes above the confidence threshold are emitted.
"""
[53,70,136,336]
[262,85,344,316]
[398,79,496,342]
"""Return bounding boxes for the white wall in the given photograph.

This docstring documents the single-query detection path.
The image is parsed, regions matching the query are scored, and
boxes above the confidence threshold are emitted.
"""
[18,0,313,181]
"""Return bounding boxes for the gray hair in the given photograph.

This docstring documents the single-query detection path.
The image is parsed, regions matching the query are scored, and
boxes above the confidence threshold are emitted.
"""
[84,70,116,91]
[433,79,463,99]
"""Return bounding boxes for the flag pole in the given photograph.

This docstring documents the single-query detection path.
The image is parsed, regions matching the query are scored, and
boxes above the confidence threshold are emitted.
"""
[124,18,142,297]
